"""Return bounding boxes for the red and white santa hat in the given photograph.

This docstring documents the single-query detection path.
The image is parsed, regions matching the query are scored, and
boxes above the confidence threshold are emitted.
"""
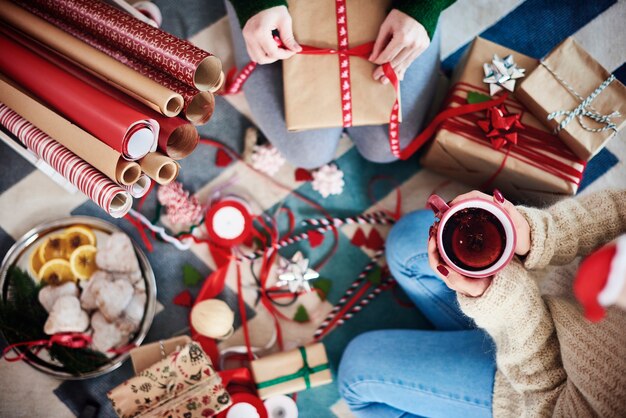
[573,234,626,322]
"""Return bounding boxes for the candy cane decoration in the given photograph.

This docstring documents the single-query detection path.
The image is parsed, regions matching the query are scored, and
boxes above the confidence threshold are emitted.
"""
[302,211,396,230]
[313,250,384,339]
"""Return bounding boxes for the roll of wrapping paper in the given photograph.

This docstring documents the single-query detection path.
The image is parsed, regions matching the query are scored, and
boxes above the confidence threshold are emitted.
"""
[0,104,132,217]
[22,0,222,92]
[0,75,141,185]
[2,26,199,160]
[21,6,216,125]
[123,174,152,198]
[0,0,184,117]
[0,33,159,161]
[139,152,180,185]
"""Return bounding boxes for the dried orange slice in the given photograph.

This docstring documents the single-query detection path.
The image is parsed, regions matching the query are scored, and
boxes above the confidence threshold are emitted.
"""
[38,259,75,284]
[38,234,69,264]
[64,226,97,254]
[29,245,44,277]
[69,245,98,280]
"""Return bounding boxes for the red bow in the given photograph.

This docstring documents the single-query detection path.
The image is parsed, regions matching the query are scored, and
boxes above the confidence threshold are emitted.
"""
[2,333,93,362]
[476,104,524,150]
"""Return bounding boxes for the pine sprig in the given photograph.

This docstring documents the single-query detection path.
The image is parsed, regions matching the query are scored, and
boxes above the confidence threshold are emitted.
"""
[0,267,109,375]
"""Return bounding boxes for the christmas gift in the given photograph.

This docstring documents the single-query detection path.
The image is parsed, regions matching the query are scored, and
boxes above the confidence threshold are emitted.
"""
[107,341,231,418]
[129,335,191,374]
[517,37,626,161]
[250,343,332,399]
[283,0,400,131]
[420,37,586,204]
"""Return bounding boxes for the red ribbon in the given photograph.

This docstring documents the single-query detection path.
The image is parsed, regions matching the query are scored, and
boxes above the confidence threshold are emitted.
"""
[2,333,92,362]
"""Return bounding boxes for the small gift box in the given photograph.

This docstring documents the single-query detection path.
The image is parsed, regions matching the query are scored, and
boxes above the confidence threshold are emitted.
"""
[250,343,333,399]
[130,335,191,374]
[108,341,232,418]
[420,37,586,204]
[517,37,626,160]
[283,0,400,131]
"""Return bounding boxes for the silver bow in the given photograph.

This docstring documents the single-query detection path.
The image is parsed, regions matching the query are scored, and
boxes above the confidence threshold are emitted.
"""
[483,54,526,96]
[276,251,319,293]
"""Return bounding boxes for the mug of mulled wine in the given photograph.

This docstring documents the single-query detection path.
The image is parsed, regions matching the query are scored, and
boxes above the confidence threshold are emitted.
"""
[427,194,517,278]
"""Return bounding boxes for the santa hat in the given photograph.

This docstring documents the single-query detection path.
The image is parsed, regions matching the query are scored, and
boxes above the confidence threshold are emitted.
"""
[573,234,626,322]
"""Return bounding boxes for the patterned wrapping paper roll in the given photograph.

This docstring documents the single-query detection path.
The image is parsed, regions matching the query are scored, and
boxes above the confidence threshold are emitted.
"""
[19,5,216,125]
[123,174,152,198]
[0,0,184,117]
[0,32,159,161]
[0,104,133,218]
[22,0,222,92]
[2,25,200,160]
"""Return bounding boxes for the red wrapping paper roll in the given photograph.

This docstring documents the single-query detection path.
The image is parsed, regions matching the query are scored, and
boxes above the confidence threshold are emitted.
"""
[0,103,132,218]
[22,0,222,91]
[0,32,159,161]
[1,25,199,160]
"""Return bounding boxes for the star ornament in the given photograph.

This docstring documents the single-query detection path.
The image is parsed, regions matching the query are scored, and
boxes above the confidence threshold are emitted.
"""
[276,251,320,293]
[483,54,525,96]
[477,105,525,150]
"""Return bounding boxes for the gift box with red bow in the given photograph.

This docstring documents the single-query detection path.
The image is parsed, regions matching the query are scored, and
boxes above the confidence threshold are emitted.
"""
[283,0,400,132]
[420,37,586,204]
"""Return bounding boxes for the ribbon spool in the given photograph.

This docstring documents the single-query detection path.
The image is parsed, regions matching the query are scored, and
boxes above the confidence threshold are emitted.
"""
[206,196,253,247]
[219,393,268,418]
[264,395,299,418]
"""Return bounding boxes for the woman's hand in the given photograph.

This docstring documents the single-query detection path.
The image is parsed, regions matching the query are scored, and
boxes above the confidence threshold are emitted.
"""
[242,6,302,64]
[369,9,430,83]
[427,189,532,298]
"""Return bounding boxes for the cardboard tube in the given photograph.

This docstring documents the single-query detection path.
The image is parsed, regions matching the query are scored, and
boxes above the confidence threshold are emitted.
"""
[123,174,152,198]
[0,1,184,117]
[139,152,179,185]
[158,117,199,160]
[0,75,140,185]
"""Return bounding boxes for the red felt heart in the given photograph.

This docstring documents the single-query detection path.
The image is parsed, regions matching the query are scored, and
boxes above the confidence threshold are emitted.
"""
[308,230,325,248]
[215,149,233,167]
[366,229,385,250]
[294,168,313,182]
[173,290,193,307]
[350,228,367,247]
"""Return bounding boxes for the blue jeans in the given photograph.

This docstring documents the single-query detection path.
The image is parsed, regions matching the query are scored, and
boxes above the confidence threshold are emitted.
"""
[338,210,496,418]
[225,2,441,169]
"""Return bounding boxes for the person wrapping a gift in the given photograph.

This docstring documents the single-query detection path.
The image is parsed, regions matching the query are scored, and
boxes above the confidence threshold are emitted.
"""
[226,0,454,168]
[338,189,626,417]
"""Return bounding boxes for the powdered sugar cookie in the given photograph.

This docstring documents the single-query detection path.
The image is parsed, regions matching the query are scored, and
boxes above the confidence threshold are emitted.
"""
[38,281,78,313]
[96,232,140,273]
[44,295,89,335]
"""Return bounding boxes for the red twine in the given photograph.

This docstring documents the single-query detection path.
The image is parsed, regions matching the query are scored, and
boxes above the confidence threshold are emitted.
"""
[2,332,92,362]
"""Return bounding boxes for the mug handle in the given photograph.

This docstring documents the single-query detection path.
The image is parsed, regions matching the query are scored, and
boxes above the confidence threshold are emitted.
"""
[427,194,450,219]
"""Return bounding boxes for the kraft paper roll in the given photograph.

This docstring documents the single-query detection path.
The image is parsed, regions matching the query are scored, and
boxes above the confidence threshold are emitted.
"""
[0,104,133,217]
[23,0,222,91]
[139,153,180,185]
[0,33,159,161]
[6,29,200,160]
[0,76,140,185]
[0,1,183,117]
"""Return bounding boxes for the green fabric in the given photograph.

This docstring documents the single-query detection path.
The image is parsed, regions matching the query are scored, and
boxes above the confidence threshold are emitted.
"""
[256,347,330,389]
[229,0,287,28]
[230,0,455,40]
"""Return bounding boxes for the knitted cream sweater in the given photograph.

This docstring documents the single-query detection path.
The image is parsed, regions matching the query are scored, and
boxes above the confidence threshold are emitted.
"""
[458,189,626,417]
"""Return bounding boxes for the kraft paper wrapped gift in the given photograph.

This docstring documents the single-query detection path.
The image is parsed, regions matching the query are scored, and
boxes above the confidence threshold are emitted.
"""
[108,341,231,418]
[251,343,333,399]
[420,37,586,204]
[516,37,626,161]
[129,335,191,374]
[283,0,400,131]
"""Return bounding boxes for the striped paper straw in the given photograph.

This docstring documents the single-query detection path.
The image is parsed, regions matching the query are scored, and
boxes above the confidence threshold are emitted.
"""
[0,103,132,217]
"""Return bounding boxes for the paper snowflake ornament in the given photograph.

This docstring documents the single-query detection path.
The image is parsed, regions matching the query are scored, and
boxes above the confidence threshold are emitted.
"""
[276,251,319,293]
[483,54,525,96]
[250,144,286,176]
[312,164,345,198]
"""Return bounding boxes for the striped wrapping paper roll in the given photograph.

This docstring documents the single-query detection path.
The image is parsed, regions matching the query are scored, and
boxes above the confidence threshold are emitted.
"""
[0,103,132,218]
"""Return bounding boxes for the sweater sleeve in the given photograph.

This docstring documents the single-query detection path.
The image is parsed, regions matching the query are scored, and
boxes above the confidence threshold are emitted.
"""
[392,0,455,39]
[517,190,626,270]
[229,0,287,27]
[458,260,567,415]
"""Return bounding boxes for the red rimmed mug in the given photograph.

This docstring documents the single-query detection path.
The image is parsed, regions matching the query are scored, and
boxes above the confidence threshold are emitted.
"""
[427,194,517,278]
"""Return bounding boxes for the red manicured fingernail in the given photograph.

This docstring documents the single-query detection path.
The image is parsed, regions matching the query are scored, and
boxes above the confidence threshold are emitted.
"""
[494,189,505,204]
[437,265,449,276]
